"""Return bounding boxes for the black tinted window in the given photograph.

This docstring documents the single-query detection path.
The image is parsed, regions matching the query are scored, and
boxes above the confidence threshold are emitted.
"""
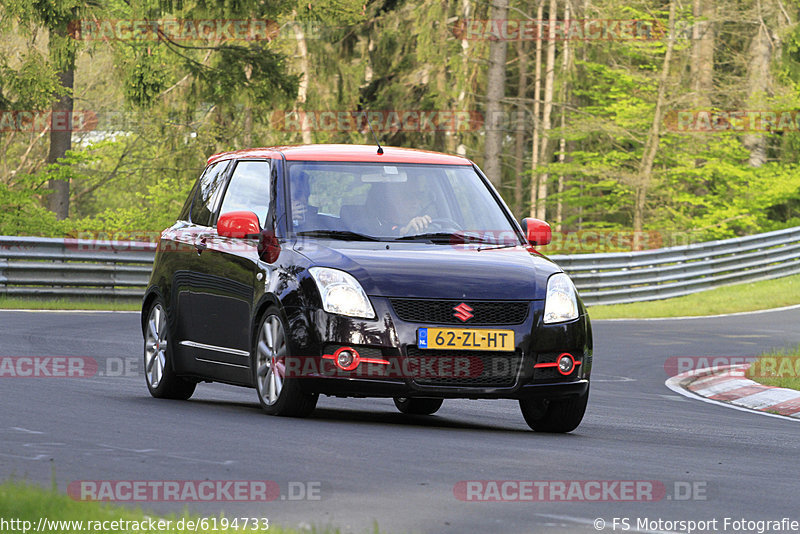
[218,160,272,228]
[177,179,199,221]
[190,161,229,226]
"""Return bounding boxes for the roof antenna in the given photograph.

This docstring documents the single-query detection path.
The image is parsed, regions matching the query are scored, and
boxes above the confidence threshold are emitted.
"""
[361,110,384,154]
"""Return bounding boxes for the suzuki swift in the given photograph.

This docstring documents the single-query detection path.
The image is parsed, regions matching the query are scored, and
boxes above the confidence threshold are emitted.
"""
[142,144,592,432]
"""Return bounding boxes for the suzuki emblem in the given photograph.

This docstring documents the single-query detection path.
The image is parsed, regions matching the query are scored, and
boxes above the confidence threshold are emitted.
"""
[453,303,474,322]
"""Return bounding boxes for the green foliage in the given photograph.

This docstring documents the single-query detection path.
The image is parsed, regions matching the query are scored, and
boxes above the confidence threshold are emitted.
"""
[119,47,169,108]
[203,44,299,104]
[0,167,60,236]
[0,51,64,108]
[77,173,193,233]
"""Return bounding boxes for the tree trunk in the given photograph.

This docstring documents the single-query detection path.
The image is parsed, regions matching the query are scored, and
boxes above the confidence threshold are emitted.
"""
[512,39,528,216]
[555,0,571,230]
[528,0,545,217]
[690,0,715,108]
[632,0,676,250]
[689,0,714,177]
[294,21,312,145]
[535,0,557,220]
[577,0,590,229]
[46,21,76,221]
[243,64,254,146]
[483,0,509,187]
[742,1,775,168]
[456,0,472,156]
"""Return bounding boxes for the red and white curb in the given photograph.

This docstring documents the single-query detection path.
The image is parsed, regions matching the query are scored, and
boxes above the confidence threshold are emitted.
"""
[666,364,800,421]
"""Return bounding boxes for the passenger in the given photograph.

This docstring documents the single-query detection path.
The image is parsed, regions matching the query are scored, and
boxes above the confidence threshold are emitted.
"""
[291,171,322,230]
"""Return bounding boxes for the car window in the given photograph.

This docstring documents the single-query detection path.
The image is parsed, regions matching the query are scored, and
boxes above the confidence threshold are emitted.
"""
[290,167,369,216]
[285,162,518,242]
[218,160,272,228]
[443,167,507,230]
[178,178,199,221]
[190,161,230,226]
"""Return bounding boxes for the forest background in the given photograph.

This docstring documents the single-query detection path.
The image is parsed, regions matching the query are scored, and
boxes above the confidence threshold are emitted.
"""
[1,0,799,253]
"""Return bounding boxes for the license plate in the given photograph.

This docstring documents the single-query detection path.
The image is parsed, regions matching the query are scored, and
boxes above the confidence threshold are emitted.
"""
[417,328,515,351]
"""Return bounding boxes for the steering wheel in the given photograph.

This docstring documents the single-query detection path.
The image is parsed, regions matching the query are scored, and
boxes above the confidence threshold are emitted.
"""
[427,217,463,232]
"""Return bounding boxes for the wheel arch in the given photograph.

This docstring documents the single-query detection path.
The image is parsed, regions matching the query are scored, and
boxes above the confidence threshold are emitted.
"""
[141,287,165,334]
[251,293,284,347]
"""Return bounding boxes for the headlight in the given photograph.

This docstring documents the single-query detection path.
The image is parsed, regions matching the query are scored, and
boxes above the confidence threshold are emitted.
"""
[543,272,579,324]
[309,267,376,319]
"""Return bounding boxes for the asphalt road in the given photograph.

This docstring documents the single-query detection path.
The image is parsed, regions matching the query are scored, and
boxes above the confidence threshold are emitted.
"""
[1,308,799,534]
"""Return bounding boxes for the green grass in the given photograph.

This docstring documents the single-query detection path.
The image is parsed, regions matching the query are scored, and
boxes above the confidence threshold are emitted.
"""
[0,479,347,534]
[0,296,139,311]
[587,273,800,319]
[745,344,800,391]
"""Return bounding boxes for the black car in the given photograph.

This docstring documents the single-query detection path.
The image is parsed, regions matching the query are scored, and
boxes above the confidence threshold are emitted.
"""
[142,144,592,432]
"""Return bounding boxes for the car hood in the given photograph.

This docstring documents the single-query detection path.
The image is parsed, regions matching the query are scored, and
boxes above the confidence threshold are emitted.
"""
[294,240,560,300]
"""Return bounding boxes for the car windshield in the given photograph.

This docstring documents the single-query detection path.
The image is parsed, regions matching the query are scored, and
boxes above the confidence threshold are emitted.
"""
[287,162,521,245]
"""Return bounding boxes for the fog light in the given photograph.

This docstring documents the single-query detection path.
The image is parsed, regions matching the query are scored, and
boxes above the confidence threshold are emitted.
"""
[557,353,575,375]
[334,347,360,371]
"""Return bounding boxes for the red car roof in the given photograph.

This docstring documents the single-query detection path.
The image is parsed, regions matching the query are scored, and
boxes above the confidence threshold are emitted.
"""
[206,144,473,166]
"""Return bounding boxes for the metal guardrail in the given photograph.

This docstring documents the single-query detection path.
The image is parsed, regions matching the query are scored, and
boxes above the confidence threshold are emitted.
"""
[0,236,156,300]
[1,226,799,306]
[551,226,800,305]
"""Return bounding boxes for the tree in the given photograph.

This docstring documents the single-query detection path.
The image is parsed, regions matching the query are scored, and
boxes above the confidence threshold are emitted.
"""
[483,0,509,187]
[690,0,715,107]
[534,0,557,220]
[529,0,544,218]
[17,0,82,220]
[743,0,778,167]
[633,0,676,250]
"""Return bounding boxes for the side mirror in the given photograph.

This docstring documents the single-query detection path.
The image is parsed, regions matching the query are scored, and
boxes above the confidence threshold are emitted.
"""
[217,211,261,239]
[521,217,552,246]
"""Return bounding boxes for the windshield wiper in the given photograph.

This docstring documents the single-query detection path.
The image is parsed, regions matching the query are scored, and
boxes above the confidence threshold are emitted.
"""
[476,242,521,251]
[393,232,462,243]
[296,230,380,241]
[394,232,521,248]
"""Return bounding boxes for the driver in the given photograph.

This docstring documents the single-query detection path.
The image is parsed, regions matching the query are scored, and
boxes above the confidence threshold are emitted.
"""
[374,176,434,235]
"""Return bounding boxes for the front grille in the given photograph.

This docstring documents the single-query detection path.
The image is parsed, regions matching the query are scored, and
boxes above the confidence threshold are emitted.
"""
[390,299,529,325]
[406,346,522,387]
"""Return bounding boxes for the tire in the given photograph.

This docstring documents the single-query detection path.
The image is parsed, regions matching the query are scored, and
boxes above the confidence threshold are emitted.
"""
[393,397,444,415]
[519,387,589,433]
[253,309,318,417]
[143,300,196,400]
